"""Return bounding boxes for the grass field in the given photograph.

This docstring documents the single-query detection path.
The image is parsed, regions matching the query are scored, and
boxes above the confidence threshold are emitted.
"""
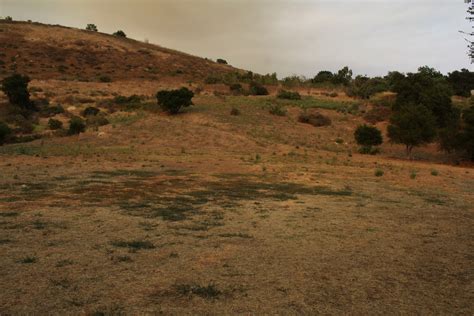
[1,84,473,314]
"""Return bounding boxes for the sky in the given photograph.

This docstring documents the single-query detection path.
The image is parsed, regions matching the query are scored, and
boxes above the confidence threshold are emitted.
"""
[1,0,472,78]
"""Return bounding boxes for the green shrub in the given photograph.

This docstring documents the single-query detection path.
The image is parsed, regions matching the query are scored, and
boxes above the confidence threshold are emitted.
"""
[277,90,301,100]
[249,82,269,96]
[156,87,194,114]
[48,119,63,130]
[68,117,86,135]
[216,58,228,64]
[431,169,439,176]
[85,24,98,32]
[113,30,127,38]
[82,106,100,116]
[375,169,384,177]
[269,104,287,116]
[229,83,243,95]
[4,16,13,21]
[410,171,417,179]
[40,105,64,117]
[0,121,12,145]
[354,124,383,154]
[1,74,36,112]
[298,113,331,127]
[114,94,142,104]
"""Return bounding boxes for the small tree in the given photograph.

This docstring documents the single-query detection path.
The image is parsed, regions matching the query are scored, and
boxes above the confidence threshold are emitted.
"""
[0,121,12,145]
[248,82,269,96]
[216,59,228,65]
[1,74,36,112]
[354,124,383,154]
[387,104,436,157]
[156,87,194,114]
[85,24,98,32]
[113,30,127,38]
[4,16,13,21]
[68,117,86,135]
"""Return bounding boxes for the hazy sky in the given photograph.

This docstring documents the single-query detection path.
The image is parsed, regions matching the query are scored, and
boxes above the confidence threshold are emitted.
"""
[1,0,472,77]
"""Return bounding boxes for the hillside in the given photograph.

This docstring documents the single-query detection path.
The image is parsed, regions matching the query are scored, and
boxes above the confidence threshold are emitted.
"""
[0,21,241,82]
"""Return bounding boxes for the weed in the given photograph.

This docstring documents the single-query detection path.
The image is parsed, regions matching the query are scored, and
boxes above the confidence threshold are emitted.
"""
[375,169,384,177]
[431,169,439,176]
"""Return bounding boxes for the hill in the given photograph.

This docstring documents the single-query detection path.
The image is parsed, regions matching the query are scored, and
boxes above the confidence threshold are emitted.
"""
[0,20,241,82]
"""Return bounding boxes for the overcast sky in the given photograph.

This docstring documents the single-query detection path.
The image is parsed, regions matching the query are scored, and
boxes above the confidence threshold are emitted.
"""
[1,0,472,77]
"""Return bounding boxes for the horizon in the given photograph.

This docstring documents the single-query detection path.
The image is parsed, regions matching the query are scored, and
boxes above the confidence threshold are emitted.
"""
[1,0,472,78]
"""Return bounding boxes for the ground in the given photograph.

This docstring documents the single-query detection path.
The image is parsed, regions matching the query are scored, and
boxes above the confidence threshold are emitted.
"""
[0,79,473,314]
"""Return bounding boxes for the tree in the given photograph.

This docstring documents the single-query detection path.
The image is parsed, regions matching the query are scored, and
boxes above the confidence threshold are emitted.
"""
[332,66,353,86]
[0,121,12,145]
[347,76,388,99]
[4,16,13,21]
[113,30,127,38]
[68,117,86,135]
[85,24,98,32]
[461,0,473,63]
[354,124,383,154]
[248,82,269,96]
[387,104,437,157]
[1,74,36,112]
[440,105,474,160]
[312,71,334,84]
[156,87,194,114]
[447,68,474,97]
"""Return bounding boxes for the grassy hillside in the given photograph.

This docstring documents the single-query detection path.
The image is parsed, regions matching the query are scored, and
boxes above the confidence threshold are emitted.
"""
[0,21,241,82]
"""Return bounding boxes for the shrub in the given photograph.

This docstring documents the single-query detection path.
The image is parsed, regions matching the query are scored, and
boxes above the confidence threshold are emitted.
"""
[216,59,228,65]
[229,83,243,95]
[269,104,287,116]
[298,113,331,127]
[374,169,384,177]
[364,106,391,124]
[354,124,383,154]
[0,121,12,145]
[99,75,112,83]
[431,169,439,176]
[114,94,142,104]
[204,76,221,84]
[40,105,65,117]
[230,107,240,116]
[1,74,36,112]
[277,90,301,100]
[113,30,127,38]
[4,16,13,21]
[68,117,86,135]
[82,106,100,117]
[48,118,63,130]
[312,71,334,84]
[85,24,98,32]
[249,82,268,96]
[156,87,194,114]
[86,115,109,128]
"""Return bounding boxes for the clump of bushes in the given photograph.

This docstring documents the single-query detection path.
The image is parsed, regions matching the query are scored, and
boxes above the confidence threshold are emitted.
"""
[48,118,63,130]
[156,87,194,114]
[113,30,127,38]
[82,106,100,117]
[249,82,268,96]
[216,59,228,65]
[298,112,331,127]
[0,121,12,145]
[354,124,383,154]
[40,105,64,117]
[277,90,301,100]
[114,94,142,104]
[68,117,86,135]
[269,104,287,116]
[1,74,36,113]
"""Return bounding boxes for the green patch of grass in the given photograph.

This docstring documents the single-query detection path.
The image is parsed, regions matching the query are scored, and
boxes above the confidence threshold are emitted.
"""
[111,240,155,250]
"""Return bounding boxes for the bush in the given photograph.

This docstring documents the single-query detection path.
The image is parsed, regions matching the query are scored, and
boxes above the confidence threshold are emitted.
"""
[113,30,127,38]
[249,82,268,96]
[99,75,112,83]
[205,76,221,84]
[68,117,86,135]
[269,104,287,116]
[0,121,12,145]
[298,113,331,127]
[277,90,301,100]
[40,105,65,117]
[85,24,98,32]
[354,124,383,154]
[82,106,100,117]
[48,118,63,130]
[4,16,13,21]
[230,107,240,116]
[86,115,109,128]
[216,59,228,65]
[229,83,243,95]
[1,74,36,112]
[114,94,142,104]
[156,87,194,114]
[374,169,384,177]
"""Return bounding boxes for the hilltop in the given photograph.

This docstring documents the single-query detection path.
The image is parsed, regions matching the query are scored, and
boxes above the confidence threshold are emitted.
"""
[0,20,241,82]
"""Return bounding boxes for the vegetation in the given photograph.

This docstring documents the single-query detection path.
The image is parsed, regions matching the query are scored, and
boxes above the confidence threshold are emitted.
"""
[48,119,63,130]
[268,104,287,116]
[0,121,12,145]
[113,30,127,38]
[277,90,301,100]
[354,125,383,154]
[298,113,331,127]
[85,24,98,32]
[68,117,86,135]
[248,82,269,96]
[156,87,194,114]
[347,76,388,99]
[216,58,228,64]
[1,74,36,112]
[82,106,100,117]
[447,69,474,97]
[230,107,240,116]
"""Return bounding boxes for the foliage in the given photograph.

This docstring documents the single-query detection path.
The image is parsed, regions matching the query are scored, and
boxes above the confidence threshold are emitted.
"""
[82,106,100,117]
[331,66,353,86]
[1,74,36,112]
[205,76,221,84]
[156,87,194,114]
[387,104,437,156]
[113,30,127,38]
[268,104,287,116]
[364,106,392,124]
[354,125,383,154]
[374,169,384,177]
[298,112,331,127]
[229,83,243,95]
[312,71,334,84]
[447,69,474,97]
[216,58,228,64]
[4,16,13,21]
[277,90,301,100]
[439,105,474,160]
[0,121,12,145]
[68,117,86,135]
[347,76,388,99]
[85,24,98,32]
[248,82,269,96]
[99,75,112,83]
[48,118,63,130]
[86,115,109,128]
[40,105,64,117]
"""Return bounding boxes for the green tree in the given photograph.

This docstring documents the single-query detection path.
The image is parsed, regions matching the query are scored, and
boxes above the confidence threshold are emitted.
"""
[354,124,383,154]
[156,87,194,114]
[68,117,86,135]
[387,104,437,157]
[312,71,334,84]
[113,30,127,38]
[332,66,353,86]
[1,74,35,112]
[216,58,228,64]
[248,82,269,95]
[85,24,98,32]
[447,69,474,97]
